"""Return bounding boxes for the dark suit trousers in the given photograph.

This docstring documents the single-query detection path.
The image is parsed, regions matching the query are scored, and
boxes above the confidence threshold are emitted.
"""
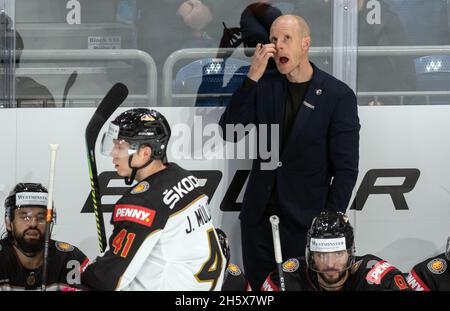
[240,213,308,290]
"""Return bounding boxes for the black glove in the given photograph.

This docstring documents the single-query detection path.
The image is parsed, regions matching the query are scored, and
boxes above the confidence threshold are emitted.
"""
[219,26,242,49]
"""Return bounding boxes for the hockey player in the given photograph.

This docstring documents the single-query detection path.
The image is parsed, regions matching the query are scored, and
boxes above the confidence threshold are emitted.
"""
[81,108,226,290]
[261,211,409,291]
[406,237,450,291]
[216,228,251,291]
[0,183,88,291]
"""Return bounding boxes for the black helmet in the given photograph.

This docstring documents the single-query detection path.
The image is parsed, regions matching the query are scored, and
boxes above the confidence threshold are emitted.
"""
[306,211,355,272]
[102,108,170,161]
[4,183,49,222]
[101,108,171,185]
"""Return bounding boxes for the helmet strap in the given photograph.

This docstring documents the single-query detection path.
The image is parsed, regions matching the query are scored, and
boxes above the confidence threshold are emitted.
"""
[125,153,154,185]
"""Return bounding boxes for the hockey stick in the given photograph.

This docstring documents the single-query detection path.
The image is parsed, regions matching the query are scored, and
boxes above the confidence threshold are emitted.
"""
[85,83,129,252]
[62,71,78,108]
[269,215,286,291]
[41,144,59,291]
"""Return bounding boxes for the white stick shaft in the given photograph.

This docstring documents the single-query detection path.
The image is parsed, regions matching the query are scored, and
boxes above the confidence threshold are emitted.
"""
[42,144,59,291]
[270,215,283,264]
[46,144,59,214]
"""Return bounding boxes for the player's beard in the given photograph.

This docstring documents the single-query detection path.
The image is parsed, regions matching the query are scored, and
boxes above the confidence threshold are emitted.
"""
[318,270,349,290]
[13,228,45,255]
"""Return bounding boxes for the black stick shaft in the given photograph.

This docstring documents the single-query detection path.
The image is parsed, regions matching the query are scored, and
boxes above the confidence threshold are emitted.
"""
[277,263,286,291]
[85,83,128,252]
[41,220,52,291]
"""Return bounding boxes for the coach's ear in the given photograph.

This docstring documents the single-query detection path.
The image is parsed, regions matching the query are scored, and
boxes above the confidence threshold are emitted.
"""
[302,36,311,50]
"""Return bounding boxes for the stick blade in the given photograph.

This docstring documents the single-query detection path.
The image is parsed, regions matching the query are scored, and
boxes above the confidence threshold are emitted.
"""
[86,83,129,145]
[95,82,129,120]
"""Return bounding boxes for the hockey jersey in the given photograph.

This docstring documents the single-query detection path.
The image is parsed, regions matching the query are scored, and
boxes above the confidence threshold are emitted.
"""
[407,253,450,291]
[221,263,251,291]
[0,238,88,291]
[81,163,226,290]
[261,255,409,291]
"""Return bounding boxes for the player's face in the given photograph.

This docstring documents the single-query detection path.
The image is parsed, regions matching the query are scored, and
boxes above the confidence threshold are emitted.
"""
[111,140,150,177]
[111,139,133,176]
[10,207,46,253]
[313,250,349,284]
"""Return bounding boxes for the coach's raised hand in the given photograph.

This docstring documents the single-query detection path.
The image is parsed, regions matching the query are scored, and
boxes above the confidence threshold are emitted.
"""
[247,43,277,82]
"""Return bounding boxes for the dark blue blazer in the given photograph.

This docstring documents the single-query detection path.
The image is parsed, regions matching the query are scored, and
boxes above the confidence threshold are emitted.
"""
[219,63,360,227]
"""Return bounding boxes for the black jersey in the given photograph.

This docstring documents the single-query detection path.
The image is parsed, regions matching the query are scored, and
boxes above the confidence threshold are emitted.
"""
[407,253,450,291]
[221,263,251,291]
[261,255,409,291]
[81,163,225,291]
[0,238,88,291]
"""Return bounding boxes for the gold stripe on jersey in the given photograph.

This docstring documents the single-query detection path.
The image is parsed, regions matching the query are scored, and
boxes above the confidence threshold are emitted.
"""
[169,194,207,219]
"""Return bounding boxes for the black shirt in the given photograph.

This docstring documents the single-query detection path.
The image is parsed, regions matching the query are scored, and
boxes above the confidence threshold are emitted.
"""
[284,80,311,145]
[242,76,311,214]
[242,76,311,143]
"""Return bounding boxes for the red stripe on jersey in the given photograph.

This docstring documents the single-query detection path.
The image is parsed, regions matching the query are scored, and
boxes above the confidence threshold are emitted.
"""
[407,269,431,291]
[245,282,252,291]
[113,204,156,227]
[261,274,279,291]
[366,260,395,285]
[80,258,90,273]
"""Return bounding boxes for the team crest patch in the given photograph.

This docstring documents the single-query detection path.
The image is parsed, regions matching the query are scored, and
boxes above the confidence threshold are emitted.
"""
[227,264,242,276]
[282,258,299,272]
[55,242,74,252]
[351,259,363,275]
[427,258,447,274]
[131,181,150,194]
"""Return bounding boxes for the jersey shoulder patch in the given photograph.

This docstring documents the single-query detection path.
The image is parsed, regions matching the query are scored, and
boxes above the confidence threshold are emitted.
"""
[55,241,75,252]
[227,263,242,276]
[131,181,150,194]
[282,258,300,273]
[427,258,447,274]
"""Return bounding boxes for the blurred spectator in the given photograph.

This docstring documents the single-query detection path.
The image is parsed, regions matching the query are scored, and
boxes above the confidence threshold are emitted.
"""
[384,0,450,45]
[193,2,282,106]
[137,0,220,70]
[1,12,55,108]
[357,0,416,105]
[288,0,416,105]
[15,31,55,107]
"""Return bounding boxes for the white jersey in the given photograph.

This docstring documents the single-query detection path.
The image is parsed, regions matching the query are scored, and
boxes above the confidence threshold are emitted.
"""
[82,163,225,291]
